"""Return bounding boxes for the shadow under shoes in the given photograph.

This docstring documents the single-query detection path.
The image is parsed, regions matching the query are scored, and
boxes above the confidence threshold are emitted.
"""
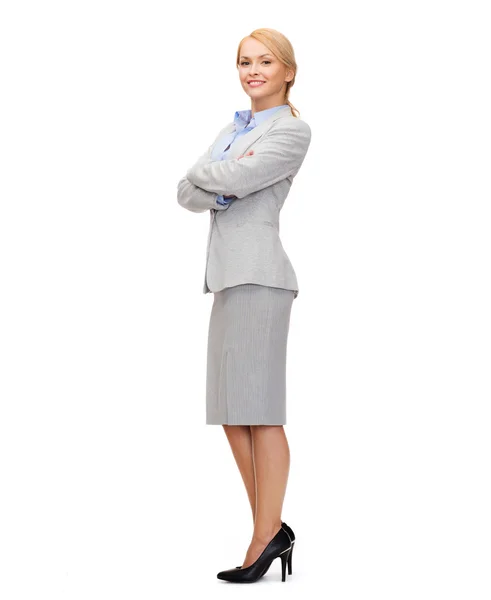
[217,526,292,583]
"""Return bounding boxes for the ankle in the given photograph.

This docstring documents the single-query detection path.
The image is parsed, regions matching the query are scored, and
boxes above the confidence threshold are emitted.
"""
[252,520,283,545]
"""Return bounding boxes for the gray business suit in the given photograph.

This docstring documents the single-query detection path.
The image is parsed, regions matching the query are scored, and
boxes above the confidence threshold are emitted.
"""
[177,105,312,424]
[177,104,312,300]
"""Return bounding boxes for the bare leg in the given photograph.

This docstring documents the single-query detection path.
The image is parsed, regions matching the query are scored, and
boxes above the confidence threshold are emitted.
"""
[222,425,256,524]
[241,425,290,568]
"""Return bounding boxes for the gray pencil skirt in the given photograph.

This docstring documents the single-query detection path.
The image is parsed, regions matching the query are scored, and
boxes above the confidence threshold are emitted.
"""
[206,283,295,425]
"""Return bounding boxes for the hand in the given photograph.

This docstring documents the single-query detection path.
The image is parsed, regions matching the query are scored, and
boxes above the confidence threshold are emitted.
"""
[237,150,254,160]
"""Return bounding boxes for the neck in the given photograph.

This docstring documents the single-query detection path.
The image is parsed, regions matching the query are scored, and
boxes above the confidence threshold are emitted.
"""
[251,95,287,117]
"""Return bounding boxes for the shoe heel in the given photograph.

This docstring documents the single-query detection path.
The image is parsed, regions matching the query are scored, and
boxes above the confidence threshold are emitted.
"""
[279,547,290,582]
[287,542,294,575]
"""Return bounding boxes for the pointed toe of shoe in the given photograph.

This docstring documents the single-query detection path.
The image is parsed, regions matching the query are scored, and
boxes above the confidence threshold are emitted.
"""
[217,568,240,581]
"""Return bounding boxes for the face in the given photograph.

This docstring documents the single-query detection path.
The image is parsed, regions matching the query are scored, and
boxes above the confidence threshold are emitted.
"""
[238,37,294,111]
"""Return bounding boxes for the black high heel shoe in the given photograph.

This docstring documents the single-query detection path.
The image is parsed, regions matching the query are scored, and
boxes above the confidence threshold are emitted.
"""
[281,521,295,575]
[235,521,295,574]
[217,526,291,583]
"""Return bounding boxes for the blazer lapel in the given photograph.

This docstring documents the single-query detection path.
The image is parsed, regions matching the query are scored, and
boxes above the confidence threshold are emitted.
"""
[212,105,293,160]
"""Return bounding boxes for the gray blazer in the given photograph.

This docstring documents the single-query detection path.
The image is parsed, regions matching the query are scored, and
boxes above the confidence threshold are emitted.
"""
[177,105,312,299]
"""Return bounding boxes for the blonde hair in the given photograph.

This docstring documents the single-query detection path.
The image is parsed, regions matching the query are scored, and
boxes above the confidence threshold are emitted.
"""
[236,28,300,118]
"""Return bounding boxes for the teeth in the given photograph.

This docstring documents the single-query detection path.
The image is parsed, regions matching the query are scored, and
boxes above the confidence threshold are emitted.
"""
[249,81,265,86]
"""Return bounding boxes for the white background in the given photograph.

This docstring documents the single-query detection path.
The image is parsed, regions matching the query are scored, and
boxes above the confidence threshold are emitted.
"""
[1,1,490,598]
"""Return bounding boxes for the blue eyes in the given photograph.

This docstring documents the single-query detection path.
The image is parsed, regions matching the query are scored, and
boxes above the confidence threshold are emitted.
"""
[240,61,271,66]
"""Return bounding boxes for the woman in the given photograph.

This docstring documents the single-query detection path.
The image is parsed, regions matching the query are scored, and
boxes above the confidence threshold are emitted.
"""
[177,28,312,583]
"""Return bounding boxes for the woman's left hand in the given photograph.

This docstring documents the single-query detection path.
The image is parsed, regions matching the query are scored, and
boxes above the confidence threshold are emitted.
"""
[237,150,254,160]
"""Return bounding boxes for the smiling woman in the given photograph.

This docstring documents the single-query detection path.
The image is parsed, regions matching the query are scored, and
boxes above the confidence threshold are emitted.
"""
[177,27,312,585]
[236,37,300,118]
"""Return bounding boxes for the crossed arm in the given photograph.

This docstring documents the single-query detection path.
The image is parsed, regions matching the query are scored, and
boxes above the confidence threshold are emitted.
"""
[185,119,311,199]
[176,175,231,213]
[176,123,233,213]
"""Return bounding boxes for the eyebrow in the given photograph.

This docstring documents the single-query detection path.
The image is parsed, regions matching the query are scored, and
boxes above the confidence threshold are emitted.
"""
[239,54,273,59]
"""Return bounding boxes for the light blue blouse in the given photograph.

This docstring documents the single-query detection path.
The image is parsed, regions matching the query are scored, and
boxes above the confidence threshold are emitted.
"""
[213,104,290,205]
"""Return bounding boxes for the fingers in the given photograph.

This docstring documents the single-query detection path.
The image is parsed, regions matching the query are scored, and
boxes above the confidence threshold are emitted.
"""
[237,150,254,160]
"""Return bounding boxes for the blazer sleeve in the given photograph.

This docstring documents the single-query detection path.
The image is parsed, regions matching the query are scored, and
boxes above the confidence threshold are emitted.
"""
[176,122,233,213]
[185,119,312,199]
[177,175,230,213]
